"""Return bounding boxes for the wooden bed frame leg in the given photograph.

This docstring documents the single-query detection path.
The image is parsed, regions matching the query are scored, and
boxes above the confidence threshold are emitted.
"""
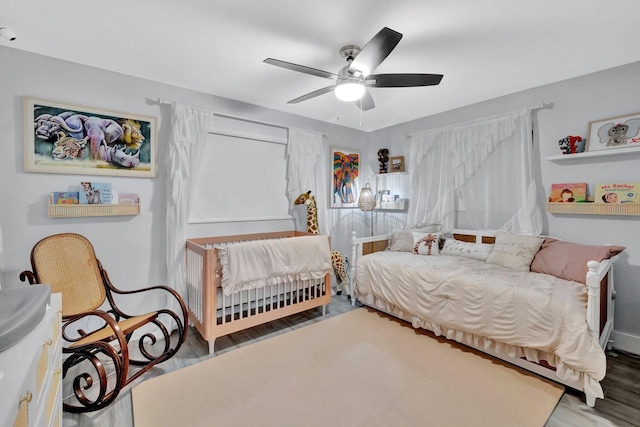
[208,339,216,355]
[585,394,596,408]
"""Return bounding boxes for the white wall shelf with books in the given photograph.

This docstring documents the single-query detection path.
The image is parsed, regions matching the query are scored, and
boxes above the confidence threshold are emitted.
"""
[546,145,640,161]
[375,172,409,211]
[547,202,640,216]
[48,201,140,218]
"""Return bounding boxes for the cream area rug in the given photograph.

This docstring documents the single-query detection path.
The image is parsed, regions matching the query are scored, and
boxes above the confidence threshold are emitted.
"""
[132,308,563,427]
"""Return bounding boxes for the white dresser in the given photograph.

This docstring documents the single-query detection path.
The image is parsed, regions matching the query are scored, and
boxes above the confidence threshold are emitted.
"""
[0,292,62,427]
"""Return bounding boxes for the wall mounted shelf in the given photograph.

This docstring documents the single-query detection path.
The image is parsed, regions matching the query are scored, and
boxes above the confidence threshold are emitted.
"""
[546,145,640,162]
[49,203,140,218]
[547,202,640,216]
[375,173,409,212]
[376,199,408,211]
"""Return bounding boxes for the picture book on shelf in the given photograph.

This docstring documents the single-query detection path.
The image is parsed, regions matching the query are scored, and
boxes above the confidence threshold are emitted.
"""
[594,183,640,204]
[118,193,139,204]
[51,192,79,204]
[549,183,587,203]
[79,182,112,204]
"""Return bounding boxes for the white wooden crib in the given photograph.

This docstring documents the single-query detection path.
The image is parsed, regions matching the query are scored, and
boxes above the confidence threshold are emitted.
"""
[186,231,332,354]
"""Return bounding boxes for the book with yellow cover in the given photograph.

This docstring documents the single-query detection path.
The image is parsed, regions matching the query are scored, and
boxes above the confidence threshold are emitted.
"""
[594,183,640,204]
[549,183,587,203]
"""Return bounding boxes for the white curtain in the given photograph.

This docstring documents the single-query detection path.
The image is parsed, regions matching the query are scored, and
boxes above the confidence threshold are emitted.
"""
[166,103,214,299]
[407,128,458,231]
[408,109,542,235]
[285,129,328,234]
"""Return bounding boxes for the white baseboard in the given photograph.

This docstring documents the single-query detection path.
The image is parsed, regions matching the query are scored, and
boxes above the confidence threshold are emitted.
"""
[612,331,640,356]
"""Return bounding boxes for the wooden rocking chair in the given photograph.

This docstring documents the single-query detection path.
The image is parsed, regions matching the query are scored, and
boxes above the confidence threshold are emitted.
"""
[20,233,188,413]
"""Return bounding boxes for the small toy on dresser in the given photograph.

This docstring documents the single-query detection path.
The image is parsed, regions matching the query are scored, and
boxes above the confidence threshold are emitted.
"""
[558,136,586,154]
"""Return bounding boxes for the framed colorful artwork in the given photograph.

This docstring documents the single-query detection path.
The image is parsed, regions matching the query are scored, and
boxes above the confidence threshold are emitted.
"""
[23,96,157,177]
[586,112,640,153]
[330,146,360,208]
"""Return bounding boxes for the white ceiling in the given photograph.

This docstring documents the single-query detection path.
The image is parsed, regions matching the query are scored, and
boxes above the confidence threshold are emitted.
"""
[3,0,640,131]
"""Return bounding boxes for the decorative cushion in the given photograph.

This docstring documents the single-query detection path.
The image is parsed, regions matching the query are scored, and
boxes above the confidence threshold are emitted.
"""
[442,239,494,261]
[387,224,441,252]
[485,233,544,271]
[412,232,441,256]
[531,238,625,284]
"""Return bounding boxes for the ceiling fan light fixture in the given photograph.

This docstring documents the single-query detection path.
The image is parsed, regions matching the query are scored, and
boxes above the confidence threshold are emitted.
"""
[335,81,365,102]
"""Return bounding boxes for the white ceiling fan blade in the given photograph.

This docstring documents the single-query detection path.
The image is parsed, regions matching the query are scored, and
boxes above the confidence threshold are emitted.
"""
[288,86,336,104]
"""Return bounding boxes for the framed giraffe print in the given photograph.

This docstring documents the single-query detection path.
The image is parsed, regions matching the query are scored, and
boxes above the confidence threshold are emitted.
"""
[330,146,361,208]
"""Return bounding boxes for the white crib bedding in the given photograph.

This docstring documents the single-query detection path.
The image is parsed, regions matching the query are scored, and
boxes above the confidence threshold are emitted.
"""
[218,235,332,295]
[354,251,607,398]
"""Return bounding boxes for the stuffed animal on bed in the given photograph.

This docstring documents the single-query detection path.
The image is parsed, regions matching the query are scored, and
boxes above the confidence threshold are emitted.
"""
[558,136,585,154]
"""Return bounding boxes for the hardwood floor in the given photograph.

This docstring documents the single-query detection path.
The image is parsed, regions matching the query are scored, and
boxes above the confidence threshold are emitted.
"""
[63,294,640,427]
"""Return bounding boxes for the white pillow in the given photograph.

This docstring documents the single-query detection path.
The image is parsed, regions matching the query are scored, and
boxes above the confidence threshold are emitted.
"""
[412,232,441,256]
[386,230,414,252]
[485,233,543,271]
[442,239,494,261]
[387,224,441,252]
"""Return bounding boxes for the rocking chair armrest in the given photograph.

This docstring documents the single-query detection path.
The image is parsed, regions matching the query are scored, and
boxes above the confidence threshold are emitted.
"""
[101,269,181,301]
[63,310,129,357]
[101,276,188,343]
[124,285,188,341]
[19,270,38,285]
[107,282,185,309]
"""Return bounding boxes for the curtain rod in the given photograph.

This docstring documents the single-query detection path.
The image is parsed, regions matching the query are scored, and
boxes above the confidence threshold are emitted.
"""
[407,103,553,138]
[531,102,553,111]
[156,98,327,137]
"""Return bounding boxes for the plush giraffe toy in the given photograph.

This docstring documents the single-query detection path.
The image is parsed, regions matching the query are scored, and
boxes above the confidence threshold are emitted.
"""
[294,191,348,295]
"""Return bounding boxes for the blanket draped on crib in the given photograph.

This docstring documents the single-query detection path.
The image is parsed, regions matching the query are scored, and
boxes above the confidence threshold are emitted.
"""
[218,235,332,296]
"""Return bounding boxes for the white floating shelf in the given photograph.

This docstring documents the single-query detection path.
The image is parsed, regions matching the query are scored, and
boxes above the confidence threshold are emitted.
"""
[376,199,408,211]
[546,145,640,161]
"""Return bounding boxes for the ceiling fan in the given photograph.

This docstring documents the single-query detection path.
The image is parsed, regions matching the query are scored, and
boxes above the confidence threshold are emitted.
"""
[264,27,443,111]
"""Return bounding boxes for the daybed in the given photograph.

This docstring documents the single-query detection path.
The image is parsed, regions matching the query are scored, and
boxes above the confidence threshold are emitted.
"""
[186,231,332,354]
[349,228,624,407]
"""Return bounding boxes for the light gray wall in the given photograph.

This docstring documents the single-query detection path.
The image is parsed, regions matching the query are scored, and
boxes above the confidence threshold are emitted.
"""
[2,45,639,351]
[0,46,368,292]
[368,60,640,349]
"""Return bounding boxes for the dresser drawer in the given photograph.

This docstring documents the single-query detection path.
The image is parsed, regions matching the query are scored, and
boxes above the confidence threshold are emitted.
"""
[0,293,62,427]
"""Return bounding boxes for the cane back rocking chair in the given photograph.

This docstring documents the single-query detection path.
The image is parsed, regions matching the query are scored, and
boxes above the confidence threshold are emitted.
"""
[20,233,188,413]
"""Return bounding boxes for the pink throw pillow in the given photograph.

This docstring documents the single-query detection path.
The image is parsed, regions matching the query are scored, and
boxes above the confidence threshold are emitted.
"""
[530,238,625,284]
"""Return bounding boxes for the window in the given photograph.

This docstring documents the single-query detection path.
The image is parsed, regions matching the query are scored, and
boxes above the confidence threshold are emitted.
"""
[188,115,290,223]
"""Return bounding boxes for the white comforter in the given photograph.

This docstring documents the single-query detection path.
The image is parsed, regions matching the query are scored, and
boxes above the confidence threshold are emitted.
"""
[218,235,332,295]
[355,251,606,398]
